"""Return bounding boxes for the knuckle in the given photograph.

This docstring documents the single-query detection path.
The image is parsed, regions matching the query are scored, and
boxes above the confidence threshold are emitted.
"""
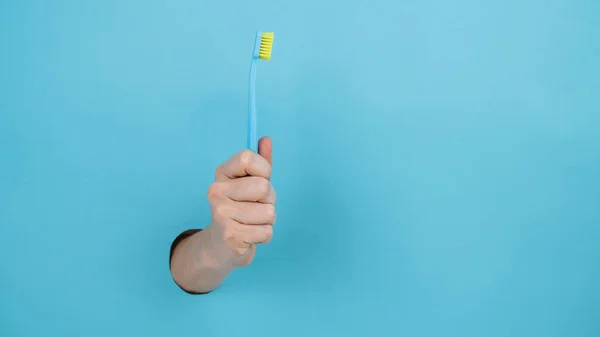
[240,150,253,167]
[271,187,277,204]
[213,203,229,220]
[265,204,276,220]
[207,183,223,200]
[214,164,222,179]
[256,178,270,197]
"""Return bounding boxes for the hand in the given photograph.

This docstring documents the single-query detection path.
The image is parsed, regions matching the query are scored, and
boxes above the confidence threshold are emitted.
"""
[204,137,276,268]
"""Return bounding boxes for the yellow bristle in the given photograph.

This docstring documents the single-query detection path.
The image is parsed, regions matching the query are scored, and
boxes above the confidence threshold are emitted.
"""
[258,32,274,60]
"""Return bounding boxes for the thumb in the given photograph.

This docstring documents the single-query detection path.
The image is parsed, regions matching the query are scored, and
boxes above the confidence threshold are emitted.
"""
[258,136,272,167]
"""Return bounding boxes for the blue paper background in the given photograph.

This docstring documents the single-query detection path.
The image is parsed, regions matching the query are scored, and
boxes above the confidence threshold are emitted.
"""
[1,1,599,336]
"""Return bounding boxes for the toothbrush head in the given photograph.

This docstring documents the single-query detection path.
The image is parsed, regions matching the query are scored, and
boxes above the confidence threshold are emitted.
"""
[258,32,274,61]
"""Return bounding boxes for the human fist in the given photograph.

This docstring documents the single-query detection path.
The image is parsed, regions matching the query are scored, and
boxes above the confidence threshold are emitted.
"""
[205,137,276,268]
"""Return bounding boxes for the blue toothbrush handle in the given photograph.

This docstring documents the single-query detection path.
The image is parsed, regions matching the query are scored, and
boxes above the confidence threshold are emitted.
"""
[247,58,258,152]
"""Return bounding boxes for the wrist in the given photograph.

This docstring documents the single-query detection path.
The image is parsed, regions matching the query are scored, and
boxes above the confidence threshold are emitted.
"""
[200,225,237,273]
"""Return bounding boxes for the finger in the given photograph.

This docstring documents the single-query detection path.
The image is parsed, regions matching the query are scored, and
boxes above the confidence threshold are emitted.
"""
[231,202,276,225]
[218,177,276,204]
[239,224,274,245]
[216,150,272,181]
[258,137,273,167]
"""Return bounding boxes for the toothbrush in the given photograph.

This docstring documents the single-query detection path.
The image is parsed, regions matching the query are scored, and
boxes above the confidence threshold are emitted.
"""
[247,31,274,152]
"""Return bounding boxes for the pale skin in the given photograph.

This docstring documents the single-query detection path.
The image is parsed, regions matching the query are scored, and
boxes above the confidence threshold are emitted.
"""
[170,137,276,293]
